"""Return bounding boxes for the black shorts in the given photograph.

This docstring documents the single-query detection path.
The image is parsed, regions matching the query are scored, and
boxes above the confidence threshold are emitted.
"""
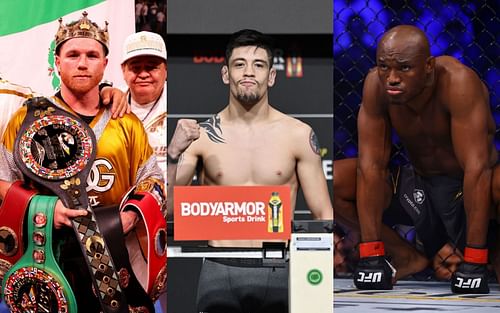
[383,165,466,258]
[196,258,288,313]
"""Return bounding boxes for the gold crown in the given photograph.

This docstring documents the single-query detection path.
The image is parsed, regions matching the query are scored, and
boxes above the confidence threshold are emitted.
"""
[55,11,109,54]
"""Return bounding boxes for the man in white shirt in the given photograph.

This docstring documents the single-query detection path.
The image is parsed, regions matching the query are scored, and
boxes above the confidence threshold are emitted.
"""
[121,30,167,313]
[121,31,167,181]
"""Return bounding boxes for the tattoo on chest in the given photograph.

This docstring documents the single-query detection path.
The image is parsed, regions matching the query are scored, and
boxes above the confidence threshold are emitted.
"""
[309,129,320,155]
[200,114,225,144]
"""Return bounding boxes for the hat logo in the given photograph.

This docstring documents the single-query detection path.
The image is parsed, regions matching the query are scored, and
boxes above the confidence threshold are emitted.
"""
[122,31,167,64]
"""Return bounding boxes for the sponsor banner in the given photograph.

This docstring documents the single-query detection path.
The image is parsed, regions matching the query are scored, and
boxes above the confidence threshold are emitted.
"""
[174,185,291,240]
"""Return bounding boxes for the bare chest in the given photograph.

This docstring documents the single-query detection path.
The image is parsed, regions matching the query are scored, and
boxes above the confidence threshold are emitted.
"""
[200,128,297,185]
[388,103,452,151]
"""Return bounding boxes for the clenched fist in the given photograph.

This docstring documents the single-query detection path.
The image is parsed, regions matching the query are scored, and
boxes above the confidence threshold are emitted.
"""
[168,119,201,160]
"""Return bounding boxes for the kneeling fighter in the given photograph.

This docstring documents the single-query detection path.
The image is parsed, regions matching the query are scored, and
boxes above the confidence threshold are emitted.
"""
[339,25,497,293]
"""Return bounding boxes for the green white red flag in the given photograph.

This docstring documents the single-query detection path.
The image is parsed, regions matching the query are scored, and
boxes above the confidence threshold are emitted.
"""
[0,0,134,94]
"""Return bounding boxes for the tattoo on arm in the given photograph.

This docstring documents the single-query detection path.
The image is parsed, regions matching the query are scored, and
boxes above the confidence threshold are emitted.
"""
[309,129,320,155]
[199,114,225,144]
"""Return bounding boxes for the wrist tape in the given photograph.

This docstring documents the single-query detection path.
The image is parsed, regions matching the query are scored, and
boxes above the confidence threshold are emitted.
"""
[464,246,488,264]
[359,241,385,258]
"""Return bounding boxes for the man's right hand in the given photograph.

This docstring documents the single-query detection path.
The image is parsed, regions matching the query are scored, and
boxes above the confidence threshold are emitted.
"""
[450,247,489,294]
[168,119,201,160]
[54,200,89,229]
[451,262,489,294]
[353,241,395,290]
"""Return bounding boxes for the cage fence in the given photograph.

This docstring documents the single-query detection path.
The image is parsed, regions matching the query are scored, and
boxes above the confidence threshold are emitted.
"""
[334,0,499,163]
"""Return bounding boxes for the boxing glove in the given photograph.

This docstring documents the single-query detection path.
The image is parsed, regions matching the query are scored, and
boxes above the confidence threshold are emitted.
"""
[353,241,396,290]
[451,247,489,294]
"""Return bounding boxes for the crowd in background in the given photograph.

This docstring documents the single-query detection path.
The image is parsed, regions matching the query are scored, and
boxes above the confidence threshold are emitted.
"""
[135,0,166,42]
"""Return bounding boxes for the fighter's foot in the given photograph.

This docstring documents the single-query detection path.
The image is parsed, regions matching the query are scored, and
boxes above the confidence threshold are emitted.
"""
[491,254,500,284]
[334,233,349,273]
[334,228,360,275]
[392,249,429,281]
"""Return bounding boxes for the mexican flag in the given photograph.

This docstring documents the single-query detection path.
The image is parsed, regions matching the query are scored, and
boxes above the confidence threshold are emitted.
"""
[0,0,134,95]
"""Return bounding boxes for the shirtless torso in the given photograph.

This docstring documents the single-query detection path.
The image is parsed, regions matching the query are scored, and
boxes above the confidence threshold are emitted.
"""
[340,26,497,290]
[358,51,495,247]
[177,107,330,247]
[381,56,496,177]
[169,43,332,248]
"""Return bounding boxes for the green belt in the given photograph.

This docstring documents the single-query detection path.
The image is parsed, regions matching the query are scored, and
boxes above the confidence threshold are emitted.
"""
[2,195,77,313]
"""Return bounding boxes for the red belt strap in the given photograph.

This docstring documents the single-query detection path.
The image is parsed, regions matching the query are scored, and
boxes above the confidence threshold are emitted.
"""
[121,191,167,299]
[0,181,37,278]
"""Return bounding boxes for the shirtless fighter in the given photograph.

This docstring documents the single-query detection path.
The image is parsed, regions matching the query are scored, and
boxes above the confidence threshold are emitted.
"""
[334,25,497,294]
[167,29,333,312]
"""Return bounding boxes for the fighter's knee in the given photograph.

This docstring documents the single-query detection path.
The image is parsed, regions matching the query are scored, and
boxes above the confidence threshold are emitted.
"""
[490,169,500,221]
[491,166,500,203]
[333,158,357,200]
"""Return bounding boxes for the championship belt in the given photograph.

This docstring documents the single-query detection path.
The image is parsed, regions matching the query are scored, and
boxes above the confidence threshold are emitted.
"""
[2,195,77,313]
[13,97,128,312]
[93,204,155,313]
[0,181,37,292]
[119,184,167,300]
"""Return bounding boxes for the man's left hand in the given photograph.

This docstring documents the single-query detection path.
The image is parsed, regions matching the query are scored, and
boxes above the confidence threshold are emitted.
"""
[120,210,139,234]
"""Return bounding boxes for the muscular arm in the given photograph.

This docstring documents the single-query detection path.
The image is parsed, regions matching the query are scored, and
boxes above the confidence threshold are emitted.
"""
[174,145,200,184]
[166,119,201,216]
[448,67,493,247]
[357,71,393,242]
[296,127,333,220]
[166,148,198,216]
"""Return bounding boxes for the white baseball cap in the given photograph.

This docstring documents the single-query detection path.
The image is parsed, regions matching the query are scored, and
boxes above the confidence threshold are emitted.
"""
[122,31,166,64]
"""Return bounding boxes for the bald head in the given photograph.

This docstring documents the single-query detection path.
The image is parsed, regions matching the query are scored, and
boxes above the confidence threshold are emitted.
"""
[374,25,435,104]
[378,25,430,59]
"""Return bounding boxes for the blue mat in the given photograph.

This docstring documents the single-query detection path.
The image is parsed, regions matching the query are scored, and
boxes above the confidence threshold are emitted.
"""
[335,278,500,313]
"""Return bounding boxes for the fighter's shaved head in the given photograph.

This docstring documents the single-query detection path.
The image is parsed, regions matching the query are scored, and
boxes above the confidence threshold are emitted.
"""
[374,25,436,104]
[377,25,431,59]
